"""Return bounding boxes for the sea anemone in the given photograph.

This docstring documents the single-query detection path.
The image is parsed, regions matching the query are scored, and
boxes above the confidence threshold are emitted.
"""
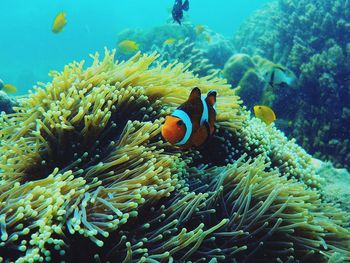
[0,49,349,262]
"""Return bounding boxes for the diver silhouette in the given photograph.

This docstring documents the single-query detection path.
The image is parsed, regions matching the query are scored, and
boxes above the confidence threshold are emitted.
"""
[172,0,189,24]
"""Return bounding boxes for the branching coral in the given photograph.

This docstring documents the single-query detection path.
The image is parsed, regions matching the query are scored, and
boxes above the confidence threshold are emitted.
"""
[233,0,350,169]
[293,44,350,168]
[0,49,349,262]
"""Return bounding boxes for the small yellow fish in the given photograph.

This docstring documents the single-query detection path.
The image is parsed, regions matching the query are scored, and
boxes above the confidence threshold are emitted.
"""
[2,84,17,93]
[118,40,139,54]
[253,105,276,125]
[195,25,205,35]
[52,12,67,33]
[164,38,176,45]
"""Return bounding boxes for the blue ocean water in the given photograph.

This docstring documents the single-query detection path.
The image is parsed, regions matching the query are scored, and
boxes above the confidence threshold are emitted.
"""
[0,0,269,94]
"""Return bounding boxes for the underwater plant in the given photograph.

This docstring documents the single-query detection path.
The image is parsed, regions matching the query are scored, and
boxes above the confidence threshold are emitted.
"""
[0,49,349,262]
[233,0,350,169]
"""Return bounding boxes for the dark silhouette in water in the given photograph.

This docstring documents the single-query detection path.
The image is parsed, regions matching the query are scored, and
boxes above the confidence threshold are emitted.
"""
[172,0,189,24]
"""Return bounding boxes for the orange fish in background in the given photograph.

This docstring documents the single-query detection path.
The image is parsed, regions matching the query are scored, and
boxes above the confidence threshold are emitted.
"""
[161,87,217,149]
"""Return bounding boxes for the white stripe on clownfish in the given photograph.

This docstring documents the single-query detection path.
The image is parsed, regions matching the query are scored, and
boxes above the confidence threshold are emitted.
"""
[170,109,192,146]
[200,95,209,125]
[171,95,212,146]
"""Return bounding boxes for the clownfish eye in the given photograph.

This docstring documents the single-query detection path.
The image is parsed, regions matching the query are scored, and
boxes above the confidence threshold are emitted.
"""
[176,120,184,126]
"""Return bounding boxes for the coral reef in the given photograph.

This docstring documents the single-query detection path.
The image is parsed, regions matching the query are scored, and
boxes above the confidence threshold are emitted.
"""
[0,50,349,262]
[223,54,256,88]
[233,0,350,169]
[222,54,297,111]
[115,24,196,59]
[313,158,350,212]
[222,54,264,109]
[195,27,235,69]
[116,24,230,77]
[232,2,281,63]
[151,37,217,77]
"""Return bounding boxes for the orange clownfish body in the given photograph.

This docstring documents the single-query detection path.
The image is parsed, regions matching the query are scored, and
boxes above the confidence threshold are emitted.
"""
[161,87,217,149]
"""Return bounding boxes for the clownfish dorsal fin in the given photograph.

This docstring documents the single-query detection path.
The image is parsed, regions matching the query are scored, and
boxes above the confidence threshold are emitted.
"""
[188,87,201,100]
[206,90,217,107]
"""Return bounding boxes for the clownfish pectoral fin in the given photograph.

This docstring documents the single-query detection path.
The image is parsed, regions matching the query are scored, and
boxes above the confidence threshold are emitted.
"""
[188,87,201,100]
[206,90,217,107]
[193,121,214,147]
[191,124,209,147]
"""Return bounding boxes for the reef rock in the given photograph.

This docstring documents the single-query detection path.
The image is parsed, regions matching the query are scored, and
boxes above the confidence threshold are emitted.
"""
[0,90,17,113]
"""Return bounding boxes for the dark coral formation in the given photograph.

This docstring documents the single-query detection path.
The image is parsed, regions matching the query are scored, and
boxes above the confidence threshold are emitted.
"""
[0,50,349,262]
[0,79,17,113]
[233,0,350,169]
[0,90,17,114]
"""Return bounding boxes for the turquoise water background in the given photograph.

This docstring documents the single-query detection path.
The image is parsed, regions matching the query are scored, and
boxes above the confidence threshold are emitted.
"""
[0,0,269,94]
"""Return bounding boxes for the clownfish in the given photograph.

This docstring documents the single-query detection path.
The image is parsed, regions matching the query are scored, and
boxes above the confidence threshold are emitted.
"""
[161,87,217,149]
